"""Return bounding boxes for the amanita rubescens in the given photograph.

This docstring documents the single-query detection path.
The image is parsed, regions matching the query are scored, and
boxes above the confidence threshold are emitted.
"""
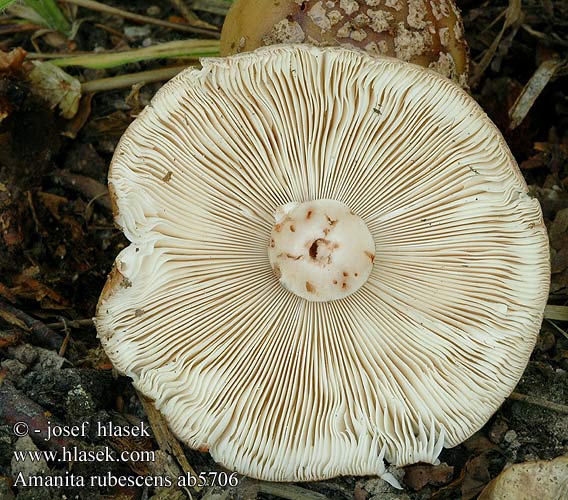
[221,0,470,86]
[96,45,549,484]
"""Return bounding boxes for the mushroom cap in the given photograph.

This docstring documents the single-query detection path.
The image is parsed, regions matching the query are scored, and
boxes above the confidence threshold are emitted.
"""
[220,0,469,86]
[96,45,549,482]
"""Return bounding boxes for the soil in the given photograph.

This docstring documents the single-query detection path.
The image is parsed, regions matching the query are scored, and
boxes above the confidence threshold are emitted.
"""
[0,1,567,499]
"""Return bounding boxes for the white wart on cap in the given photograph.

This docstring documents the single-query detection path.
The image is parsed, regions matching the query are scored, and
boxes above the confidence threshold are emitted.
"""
[96,45,549,483]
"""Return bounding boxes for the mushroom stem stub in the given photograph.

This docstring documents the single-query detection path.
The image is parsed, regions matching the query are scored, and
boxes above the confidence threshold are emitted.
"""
[268,199,375,301]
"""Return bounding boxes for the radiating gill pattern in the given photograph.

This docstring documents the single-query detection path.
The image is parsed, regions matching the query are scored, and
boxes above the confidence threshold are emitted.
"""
[96,46,549,481]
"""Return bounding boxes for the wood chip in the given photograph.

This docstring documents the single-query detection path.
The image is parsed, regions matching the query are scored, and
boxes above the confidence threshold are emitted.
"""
[136,391,201,491]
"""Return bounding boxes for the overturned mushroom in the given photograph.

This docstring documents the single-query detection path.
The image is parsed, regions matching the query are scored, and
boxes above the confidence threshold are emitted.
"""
[221,0,469,86]
[96,45,549,483]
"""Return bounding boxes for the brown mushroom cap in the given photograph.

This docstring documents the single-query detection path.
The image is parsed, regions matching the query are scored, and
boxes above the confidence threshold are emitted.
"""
[220,0,469,86]
[96,45,549,483]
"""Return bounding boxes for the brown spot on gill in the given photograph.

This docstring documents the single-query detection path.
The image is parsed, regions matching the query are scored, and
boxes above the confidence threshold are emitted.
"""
[365,251,375,263]
[270,239,275,248]
[326,214,337,225]
[305,281,315,293]
[274,223,282,232]
[307,210,313,219]
[290,224,295,232]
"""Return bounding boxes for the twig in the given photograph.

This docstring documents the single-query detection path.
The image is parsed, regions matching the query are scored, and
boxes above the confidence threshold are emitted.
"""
[28,39,220,69]
[61,0,219,38]
[0,298,64,351]
[188,0,232,16]
[508,392,568,415]
[57,317,72,358]
[45,318,94,329]
[52,170,112,211]
[471,0,523,86]
[0,22,42,35]
[82,65,187,93]
[257,482,330,500]
[521,24,568,48]
[0,381,70,451]
[169,0,217,31]
[137,392,201,492]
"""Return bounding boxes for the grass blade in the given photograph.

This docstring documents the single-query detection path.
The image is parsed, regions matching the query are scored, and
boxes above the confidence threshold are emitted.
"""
[0,0,18,10]
[24,0,71,35]
[45,39,220,69]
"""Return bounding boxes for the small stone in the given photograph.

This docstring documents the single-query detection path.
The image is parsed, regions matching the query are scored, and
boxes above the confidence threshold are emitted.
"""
[478,455,568,500]
[146,5,161,16]
[11,436,49,477]
[124,26,152,39]
[503,430,517,444]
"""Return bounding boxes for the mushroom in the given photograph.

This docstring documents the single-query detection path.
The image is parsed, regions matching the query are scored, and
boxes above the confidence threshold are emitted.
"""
[96,45,549,483]
[220,0,469,86]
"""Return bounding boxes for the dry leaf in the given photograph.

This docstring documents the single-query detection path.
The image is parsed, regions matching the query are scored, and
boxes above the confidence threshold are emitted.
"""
[404,463,454,491]
[0,47,27,74]
[461,454,492,500]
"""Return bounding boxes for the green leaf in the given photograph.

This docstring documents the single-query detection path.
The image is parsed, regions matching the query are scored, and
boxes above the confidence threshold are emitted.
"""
[24,0,71,36]
[0,0,18,10]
